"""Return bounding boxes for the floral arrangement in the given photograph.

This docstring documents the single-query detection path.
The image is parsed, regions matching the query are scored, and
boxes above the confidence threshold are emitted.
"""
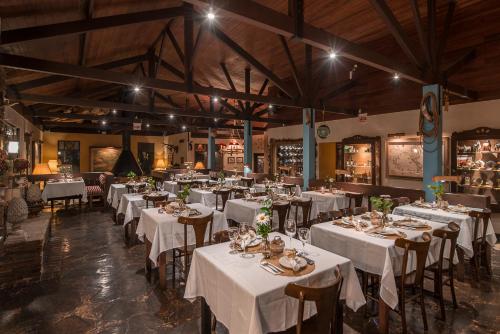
[218,170,225,182]
[0,149,9,176]
[127,171,136,180]
[428,182,445,201]
[178,185,191,203]
[370,196,393,214]
[146,176,155,189]
[256,198,273,239]
[325,176,335,187]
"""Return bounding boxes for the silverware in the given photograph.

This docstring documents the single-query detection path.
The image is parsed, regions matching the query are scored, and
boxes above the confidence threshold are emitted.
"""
[262,261,284,273]
[297,252,315,265]
[260,264,278,275]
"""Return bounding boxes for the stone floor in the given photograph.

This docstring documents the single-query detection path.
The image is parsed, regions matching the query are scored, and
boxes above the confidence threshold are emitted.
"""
[0,207,499,334]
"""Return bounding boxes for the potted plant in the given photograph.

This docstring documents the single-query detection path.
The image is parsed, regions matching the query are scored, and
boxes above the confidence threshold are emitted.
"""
[428,182,445,206]
[370,196,393,227]
[177,185,191,209]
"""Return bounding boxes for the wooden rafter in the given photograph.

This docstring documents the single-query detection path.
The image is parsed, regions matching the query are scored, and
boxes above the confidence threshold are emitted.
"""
[442,49,476,79]
[437,0,457,70]
[220,62,245,111]
[0,6,185,46]
[409,0,431,68]
[368,0,423,68]
[184,3,194,92]
[427,0,437,74]
[318,80,358,102]
[278,35,303,96]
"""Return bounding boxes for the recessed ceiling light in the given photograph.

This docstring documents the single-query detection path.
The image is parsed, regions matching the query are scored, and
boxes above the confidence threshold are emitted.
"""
[169,114,174,119]
[329,51,337,59]
[101,120,107,125]
[112,109,116,114]
[182,125,186,130]
[213,97,218,102]
[146,123,150,128]
[207,8,215,20]
[393,73,400,80]
[268,104,273,109]
[214,118,218,122]
[133,86,140,92]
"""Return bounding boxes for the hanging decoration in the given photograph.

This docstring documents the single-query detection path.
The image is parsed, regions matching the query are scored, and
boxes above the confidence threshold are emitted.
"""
[358,109,368,123]
[418,92,440,139]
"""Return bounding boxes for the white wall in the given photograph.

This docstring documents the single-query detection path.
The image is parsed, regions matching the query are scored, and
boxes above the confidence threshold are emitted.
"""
[267,99,500,189]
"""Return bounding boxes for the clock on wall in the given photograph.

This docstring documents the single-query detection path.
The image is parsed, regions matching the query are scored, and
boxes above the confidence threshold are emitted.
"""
[317,125,331,139]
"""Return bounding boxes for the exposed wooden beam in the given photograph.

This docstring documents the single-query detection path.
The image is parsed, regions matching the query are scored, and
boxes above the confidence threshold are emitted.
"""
[368,0,423,68]
[194,94,207,113]
[10,54,147,91]
[278,35,303,96]
[203,21,298,98]
[165,21,185,64]
[409,0,431,67]
[220,62,245,111]
[184,3,194,92]
[185,0,476,101]
[0,52,321,108]
[0,6,185,46]
[250,78,269,113]
[6,91,290,124]
[304,44,312,105]
[155,92,182,108]
[191,25,204,70]
[318,80,358,102]
[78,0,94,66]
[427,0,437,74]
[244,67,251,114]
[442,49,476,79]
[218,98,243,116]
[445,82,478,100]
[437,0,457,69]
[289,0,304,38]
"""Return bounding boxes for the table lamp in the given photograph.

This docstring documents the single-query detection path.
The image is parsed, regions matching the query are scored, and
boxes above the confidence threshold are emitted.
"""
[47,160,59,174]
[194,161,205,170]
[155,158,166,170]
[32,163,51,175]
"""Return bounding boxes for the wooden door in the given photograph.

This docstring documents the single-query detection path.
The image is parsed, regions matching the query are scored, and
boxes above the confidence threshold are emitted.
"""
[318,142,337,179]
[138,142,155,175]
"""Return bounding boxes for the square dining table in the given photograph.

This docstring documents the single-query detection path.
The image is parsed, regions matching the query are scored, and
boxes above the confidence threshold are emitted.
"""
[184,232,365,334]
[301,190,350,218]
[116,191,175,226]
[188,188,218,209]
[107,183,127,209]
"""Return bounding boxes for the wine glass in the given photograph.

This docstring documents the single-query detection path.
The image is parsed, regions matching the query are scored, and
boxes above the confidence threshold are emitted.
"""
[285,219,297,248]
[297,227,310,255]
[239,223,253,258]
[228,227,239,255]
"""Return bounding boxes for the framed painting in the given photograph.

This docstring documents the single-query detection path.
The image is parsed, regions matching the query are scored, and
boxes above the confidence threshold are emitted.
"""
[236,157,243,163]
[90,146,122,172]
[227,156,235,163]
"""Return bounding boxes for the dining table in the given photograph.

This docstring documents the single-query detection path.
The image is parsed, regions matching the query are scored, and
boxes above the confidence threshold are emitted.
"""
[42,178,87,211]
[310,214,451,334]
[107,183,127,209]
[184,232,365,334]
[136,203,228,289]
[116,191,175,226]
[392,203,497,258]
[188,188,218,209]
[301,190,350,218]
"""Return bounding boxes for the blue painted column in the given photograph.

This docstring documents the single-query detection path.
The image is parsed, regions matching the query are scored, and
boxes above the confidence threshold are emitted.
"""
[422,84,443,201]
[207,128,216,170]
[303,108,316,190]
[244,120,252,167]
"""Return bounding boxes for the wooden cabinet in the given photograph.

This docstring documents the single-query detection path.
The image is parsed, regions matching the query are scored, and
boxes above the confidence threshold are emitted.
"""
[337,135,381,185]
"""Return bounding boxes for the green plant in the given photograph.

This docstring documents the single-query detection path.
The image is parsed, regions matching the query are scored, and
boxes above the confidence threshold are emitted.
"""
[127,171,136,179]
[370,196,393,214]
[427,182,445,201]
[218,171,225,182]
[260,198,273,216]
[146,177,155,188]
[178,185,191,202]
[256,219,272,239]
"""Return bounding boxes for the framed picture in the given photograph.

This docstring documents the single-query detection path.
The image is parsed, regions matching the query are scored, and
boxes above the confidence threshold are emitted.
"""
[386,138,449,179]
[90,146,122,172]
[236,157,243,163]
[227,156,235,163]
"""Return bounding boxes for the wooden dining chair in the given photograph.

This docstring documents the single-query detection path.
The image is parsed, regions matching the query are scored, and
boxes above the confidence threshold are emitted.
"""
[345,192,363,211]
[347,206,368,216]
[213,188,232,211]
[281,269,343,334]
[282,183,296,196]
[393,232,432,334]
[177,180,193,192]
[252,191,268,197]
[143,193,168,208]
[424,222,460,320]
[240,177,254,188]
[317,210,344,223]
[232,187,249,199]
[172,212,214,285]
[469,209,492,280]
[290,198,313,228]
[271,201,291,233]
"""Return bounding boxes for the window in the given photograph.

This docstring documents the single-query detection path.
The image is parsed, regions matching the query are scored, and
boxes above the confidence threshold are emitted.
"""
[57,141,80,172]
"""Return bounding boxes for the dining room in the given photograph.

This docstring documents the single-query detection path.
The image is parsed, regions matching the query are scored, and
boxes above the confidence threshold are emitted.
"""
[0,1,499,333]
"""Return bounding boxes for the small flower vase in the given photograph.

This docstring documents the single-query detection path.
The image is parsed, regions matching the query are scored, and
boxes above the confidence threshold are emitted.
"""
[382,212,389,227]
[261,235,271,259]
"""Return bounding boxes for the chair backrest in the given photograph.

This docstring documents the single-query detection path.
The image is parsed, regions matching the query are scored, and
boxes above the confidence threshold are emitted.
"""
[345,192,363,208]
[98,173,107,190]
[468,209,491,243]
[282,183,296,195]
[395,233,432,289]
[272,201,291,233]
[432,222,460,273]
[240,177,254,188]
[252,192,267,197]
[144,194,168,208]
[442,193,490,209]
[291,198,312,227]
[178,180,193,191]
[213,230,230,243]
[285,269,343,334]
[317,210,344,223]
[348,206,368,216]
[213,189,232,211]
[178,211,214,249]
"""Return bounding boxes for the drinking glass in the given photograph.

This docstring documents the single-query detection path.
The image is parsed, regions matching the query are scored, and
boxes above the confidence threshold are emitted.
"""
[239,223,253,258]
[285,219,297,248]
[228,227,239,255]
[297,227,310,255]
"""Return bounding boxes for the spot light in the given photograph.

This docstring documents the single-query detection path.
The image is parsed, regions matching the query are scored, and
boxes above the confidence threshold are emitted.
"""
[393,73,400,80]
[328,50,337,59]
[112,109,117,115]
[213,96,218,103]
[101,120,107,125]
[182,125,186,130]
[133,85,140,92]
[146,123,150,128]
[268,104,273,109]
[169,114,174,119]
[214,118,218,122]
[207,7,215,20]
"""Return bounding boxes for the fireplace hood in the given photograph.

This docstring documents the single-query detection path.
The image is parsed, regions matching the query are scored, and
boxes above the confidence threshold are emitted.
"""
[111,131,143,176]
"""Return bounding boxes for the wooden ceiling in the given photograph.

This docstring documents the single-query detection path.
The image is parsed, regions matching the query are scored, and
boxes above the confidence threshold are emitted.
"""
[0,0,498,135]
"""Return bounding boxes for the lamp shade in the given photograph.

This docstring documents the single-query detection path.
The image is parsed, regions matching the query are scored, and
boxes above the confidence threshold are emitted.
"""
[32,163,51,175]
[47,160,59,174]
[194,161,205,170]
[155,158,166,169]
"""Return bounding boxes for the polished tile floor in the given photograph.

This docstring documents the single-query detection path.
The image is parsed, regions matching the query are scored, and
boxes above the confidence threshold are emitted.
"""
[0,208,499,333]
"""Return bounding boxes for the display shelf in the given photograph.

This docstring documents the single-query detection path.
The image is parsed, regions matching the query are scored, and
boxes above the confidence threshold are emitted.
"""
[337,135,381,185]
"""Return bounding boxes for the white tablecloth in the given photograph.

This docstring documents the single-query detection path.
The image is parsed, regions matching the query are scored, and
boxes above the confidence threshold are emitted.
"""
[189,188,218,209]
[116,191,175,226]
[393,205,497,258]
[224,198,264,226]
[311,215,451,310]
[42,180,87,202]
[301,191,350,218]
[184,232,365,334]
[107,184,127,209]
[136,203,228,265]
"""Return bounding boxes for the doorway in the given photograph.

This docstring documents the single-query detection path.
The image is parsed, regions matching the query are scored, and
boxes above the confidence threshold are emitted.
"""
[138,142,155,175]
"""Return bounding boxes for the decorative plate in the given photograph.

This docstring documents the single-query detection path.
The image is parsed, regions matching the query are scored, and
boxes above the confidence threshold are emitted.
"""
[317,125,331,139]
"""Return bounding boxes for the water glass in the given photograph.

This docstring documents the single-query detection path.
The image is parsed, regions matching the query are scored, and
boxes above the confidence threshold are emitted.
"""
[297,227,310,255]
[228,227,239,255]
[285,219,297,248]
[239,223,253,258]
